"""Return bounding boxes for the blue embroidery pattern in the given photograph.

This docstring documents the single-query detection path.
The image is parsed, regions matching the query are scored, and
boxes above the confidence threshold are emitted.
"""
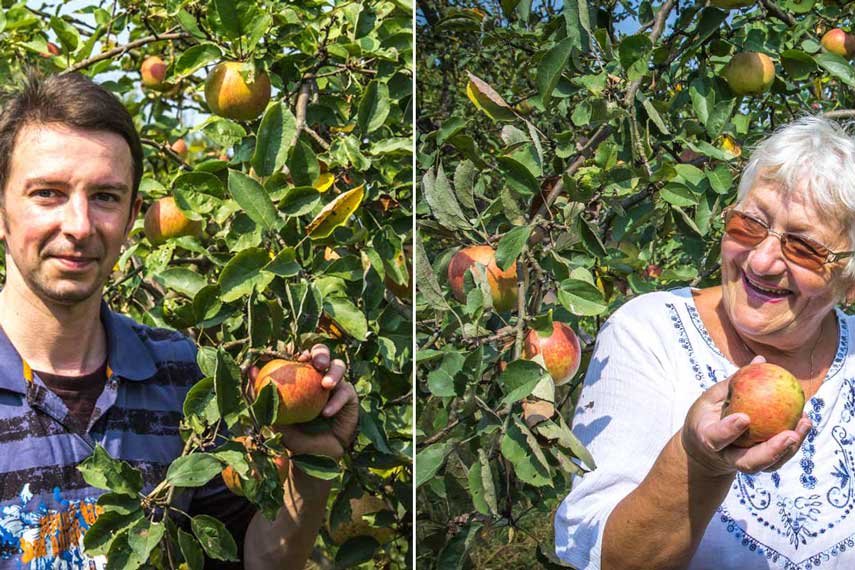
[680,298,855,568]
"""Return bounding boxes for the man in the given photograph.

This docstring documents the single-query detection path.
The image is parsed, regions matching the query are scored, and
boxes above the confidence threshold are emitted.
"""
[0,71,359,569]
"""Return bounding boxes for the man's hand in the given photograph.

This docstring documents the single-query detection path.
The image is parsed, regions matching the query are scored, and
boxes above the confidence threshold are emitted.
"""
[277,344,359,459]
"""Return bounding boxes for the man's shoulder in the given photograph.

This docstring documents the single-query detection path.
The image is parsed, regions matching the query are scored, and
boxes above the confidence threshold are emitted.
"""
[110,310,197,361]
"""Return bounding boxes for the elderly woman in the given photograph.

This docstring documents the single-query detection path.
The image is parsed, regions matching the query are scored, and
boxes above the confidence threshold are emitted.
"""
[555,116,855,569]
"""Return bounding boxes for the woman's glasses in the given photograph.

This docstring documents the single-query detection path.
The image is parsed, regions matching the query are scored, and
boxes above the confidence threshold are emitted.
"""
[722,207,855,271]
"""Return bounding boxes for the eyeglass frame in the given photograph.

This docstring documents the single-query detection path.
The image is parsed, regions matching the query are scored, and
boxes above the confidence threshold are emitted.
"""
[720,206,855,267]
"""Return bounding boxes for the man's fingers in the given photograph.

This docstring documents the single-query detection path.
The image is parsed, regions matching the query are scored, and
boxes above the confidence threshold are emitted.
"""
[704,413,750,452]
[323,380,356,417]
[311,343,331,371]
[322,359,346,389]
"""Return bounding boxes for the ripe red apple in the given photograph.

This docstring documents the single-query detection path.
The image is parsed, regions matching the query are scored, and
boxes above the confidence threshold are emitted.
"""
[329,495,396,545]
[40,42,60,58]
[523,322,582,386]
[721,362,805,448]
[254,360,329,426]
[204,61,271,121]
[140,56,168,89]
[645,264,662,279]
[722,52,775,95]
[821,29,855,59]
[221,437,290,497]
[447,245,518,312]
[170,138,188,159]
[143,196,203,245]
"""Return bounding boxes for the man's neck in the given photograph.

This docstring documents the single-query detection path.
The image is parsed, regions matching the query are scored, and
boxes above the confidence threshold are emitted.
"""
[0,281,107,376]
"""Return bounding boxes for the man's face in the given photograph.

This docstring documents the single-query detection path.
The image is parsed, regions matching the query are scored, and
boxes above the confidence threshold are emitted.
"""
[0,123,141,305]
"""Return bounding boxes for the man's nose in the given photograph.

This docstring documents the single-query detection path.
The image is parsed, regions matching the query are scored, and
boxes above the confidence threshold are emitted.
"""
[61,193,95,241]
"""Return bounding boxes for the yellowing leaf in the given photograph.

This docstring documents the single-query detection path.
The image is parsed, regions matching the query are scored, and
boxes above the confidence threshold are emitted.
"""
[719,135,742,157]
[306,184,365,239]
[330,123,356,133]
[314,172,335,193]
[465,72,516,122]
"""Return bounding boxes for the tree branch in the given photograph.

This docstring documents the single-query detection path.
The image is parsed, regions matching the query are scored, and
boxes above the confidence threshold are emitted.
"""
[61,31,192,75]
[758,0,796,26]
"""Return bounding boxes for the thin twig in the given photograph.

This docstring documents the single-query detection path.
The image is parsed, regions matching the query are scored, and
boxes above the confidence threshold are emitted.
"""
[140,138,192,171]
[61,31,192,75]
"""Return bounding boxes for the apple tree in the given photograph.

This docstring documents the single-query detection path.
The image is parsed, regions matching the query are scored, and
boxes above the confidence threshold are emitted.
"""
[416,0,855,566]
[0,0,413,568]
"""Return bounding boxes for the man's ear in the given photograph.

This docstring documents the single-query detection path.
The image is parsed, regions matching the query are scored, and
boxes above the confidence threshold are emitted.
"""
[125,195,142,238]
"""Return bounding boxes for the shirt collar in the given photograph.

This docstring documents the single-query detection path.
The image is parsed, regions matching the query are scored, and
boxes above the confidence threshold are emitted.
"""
[0,300,158,394]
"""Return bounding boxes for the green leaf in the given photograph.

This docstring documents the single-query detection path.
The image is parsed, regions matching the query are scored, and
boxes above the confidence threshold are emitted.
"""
[127,519,165,562]
[415,235,451,310]
[708,165,733,195]
[618,34,652,80]
[468,449,498,516]
[183,376,218,423]
[252,102,298,176]
[495,225,531,271]
[422,163,472,231]
[781,49,816,81]
[227,170,280,231]
[335,537,381,567]
[437,117,468,146]
[689,78,712,125]
[498,156,539,196]
[50,16,79,52]
[453,160,477,210]
[264,247,301,277]
[82,509,143,556]
[178,529,205,570]
[214,349,244,429]
[660,182,700,207]
[640,95,669,135]
[174,44,222,79]
[358,80,391,134]
[814,52,855,87]
[154,268,207,298]
[563,0,591,53]
[191,515,239,562]
[415,442,450,488]
[436,523,484,570]
[557,278,607,316]
[218,247,275,302]
[289,139,320,186]
[97,493,142,516]
[323,297,369,341]
[500,360,552,407]
[212,0,258,40]
[291,454,341,480]
[577,217,607,258]
[501,417,553,487]
[537,38,574,110]
[166,454,223,487]
[77,445,143,497]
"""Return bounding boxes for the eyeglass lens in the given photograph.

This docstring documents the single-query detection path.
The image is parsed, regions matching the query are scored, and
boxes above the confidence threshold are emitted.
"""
[724,211,827,270]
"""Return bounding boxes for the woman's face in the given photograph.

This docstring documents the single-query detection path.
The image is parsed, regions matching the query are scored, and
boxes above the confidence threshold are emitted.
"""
[720,179,855,349]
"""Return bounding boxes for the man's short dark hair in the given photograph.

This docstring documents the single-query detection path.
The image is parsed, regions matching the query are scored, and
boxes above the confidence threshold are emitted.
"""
[0,70,143,205]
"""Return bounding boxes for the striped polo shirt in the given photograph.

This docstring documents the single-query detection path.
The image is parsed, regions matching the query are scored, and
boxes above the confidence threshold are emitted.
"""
[0,301,227,569]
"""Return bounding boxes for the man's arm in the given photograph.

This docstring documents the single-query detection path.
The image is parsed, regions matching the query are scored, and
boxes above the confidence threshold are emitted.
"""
[241,344,359,569]
[243,462,333,569]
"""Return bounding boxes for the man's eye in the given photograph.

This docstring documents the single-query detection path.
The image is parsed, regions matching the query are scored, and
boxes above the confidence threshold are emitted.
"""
[33,189,57,198]
[95,193,120,202]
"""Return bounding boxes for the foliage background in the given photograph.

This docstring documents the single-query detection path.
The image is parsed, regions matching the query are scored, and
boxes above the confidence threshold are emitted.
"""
[0,0,413,568]
[416,0,855,567]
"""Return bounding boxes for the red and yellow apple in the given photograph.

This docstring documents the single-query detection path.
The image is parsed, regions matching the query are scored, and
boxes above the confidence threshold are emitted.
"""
[821,29,855,59]
[523,322,582,386]
[447,245,518,312]
[329,495,395,545]
[254,360,329,426]
[722,52,775,95]
[170,138,188,159]
[204,61,271,121]
[721,362,805,448]
[40,42,60,58]
[140,56,168,89]
[143,196,203,245]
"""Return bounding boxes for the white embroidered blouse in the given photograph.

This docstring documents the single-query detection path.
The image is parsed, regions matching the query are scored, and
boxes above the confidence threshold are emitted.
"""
[555,287,855,570]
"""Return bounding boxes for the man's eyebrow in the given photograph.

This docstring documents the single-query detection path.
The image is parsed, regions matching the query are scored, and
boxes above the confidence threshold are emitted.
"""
[23,177,130,193]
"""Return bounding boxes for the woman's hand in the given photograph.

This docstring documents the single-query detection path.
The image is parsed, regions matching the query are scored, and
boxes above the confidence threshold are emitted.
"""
[681,355,812,478]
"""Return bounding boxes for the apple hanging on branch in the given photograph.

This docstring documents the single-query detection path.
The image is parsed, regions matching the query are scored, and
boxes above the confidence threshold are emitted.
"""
[447,245,518,312]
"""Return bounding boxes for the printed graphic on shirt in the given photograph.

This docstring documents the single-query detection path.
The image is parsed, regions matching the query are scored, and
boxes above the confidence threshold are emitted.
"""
[0,485,105,569]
